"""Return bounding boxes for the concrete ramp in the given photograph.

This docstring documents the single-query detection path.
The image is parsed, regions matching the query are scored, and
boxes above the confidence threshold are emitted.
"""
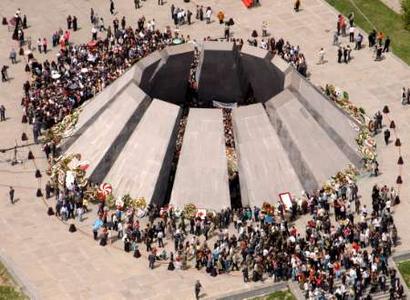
[61,65,140,151]
[66,83,150,180]
[232,104,303,207]
[104,100,181,205]
[170,109,230,211]
[289,72,361,166]
[265,89,352,190]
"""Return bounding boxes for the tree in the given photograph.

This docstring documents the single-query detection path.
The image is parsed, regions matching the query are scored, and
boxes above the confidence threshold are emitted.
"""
[402,0,410,30]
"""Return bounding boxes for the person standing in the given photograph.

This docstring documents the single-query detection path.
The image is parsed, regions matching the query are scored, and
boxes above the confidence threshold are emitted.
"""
[37,38,42,53]
[401,87,407,105]
[187,10,192,25]
[110,0,115,15]
[384,129,390,145]
[73,16,78,31]
[134,0,140,9]
[383,36,391,52]
[9,186,15,204]
[67,15,72,30]
[194,280,202,300]
[217,11,224,24]
[42,38,48,53]
[318,48,325,64]
[337,47,343,63]
[9,48,17,64]
[0,105,5,121]
[349,26,355,42]
[294,0,301,12]
[90,8,95,24]
[158,0,163,5]
[205,7,212,24]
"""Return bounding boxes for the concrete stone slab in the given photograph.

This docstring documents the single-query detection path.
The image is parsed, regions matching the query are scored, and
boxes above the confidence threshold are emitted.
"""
[170,108,230,210]
[104,99,180,205]
[266,89,352,190]
[232,103,303,207]
[66,84,148,177]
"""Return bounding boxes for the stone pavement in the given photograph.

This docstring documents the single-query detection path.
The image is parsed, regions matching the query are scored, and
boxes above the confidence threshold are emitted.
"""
[0,0,410,299]
[380,0,402,14]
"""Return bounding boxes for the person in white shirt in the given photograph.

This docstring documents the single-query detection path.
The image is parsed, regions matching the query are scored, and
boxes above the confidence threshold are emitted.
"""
[318,48,325,64]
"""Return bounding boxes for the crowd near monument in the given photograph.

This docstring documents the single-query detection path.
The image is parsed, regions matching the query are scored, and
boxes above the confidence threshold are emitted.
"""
[0,0,409,299]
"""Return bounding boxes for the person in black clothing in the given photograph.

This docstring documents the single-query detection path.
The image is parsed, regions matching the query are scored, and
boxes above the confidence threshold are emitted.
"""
[9,186,15,204]
[67,15,72,30]
[110,0,115,15]
[368,30,376,47]
[337,47,343,63]
[343,47,349,63]
[383,36,391,52]
[194,280,202,300]
[22,15,27,29]
[384,129,390,145]
[73,16,78,31]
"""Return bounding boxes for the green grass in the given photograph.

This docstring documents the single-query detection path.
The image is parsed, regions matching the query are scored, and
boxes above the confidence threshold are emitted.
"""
[0,262,27,300]
[326,0,410,64]
[398,260,410,288]
[252,290,296,300]
[0,286,26,300]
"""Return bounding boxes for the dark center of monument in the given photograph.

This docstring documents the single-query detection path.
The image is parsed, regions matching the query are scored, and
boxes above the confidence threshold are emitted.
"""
[138,43,285,108]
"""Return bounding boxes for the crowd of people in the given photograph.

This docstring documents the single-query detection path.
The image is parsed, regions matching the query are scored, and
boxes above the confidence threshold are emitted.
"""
[332,13,392,63]
[20,17,175,133]
[85,178,405,299]
[3,3,405,299]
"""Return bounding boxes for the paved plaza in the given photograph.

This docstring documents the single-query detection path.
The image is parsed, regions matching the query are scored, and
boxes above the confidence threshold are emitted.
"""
[0,0,410,299]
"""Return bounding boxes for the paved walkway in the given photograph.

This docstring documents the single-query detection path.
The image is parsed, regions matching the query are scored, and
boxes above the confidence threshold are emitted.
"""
[0,0,410,299]
[380,0,402,13]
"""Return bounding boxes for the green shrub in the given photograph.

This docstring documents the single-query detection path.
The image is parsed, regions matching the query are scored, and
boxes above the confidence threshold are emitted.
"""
[402,0,410,30]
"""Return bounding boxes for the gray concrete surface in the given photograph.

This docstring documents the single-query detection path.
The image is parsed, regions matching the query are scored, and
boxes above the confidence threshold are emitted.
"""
[170,108,230,210]
[233,103,303,207]
[104,99,180,205]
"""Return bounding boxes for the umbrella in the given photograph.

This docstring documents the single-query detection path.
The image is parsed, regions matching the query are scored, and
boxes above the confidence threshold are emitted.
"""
[93,219,103,230]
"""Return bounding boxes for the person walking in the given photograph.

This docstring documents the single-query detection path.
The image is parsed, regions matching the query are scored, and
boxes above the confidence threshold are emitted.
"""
[0,104,6,121]
[110,0,115,15]
[9,186,15,204]
[1,65,9,82]
[194,280,202,300]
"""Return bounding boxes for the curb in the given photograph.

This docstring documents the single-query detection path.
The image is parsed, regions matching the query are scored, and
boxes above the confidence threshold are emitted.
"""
[0,248,39,300]
[213,281,289,300]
